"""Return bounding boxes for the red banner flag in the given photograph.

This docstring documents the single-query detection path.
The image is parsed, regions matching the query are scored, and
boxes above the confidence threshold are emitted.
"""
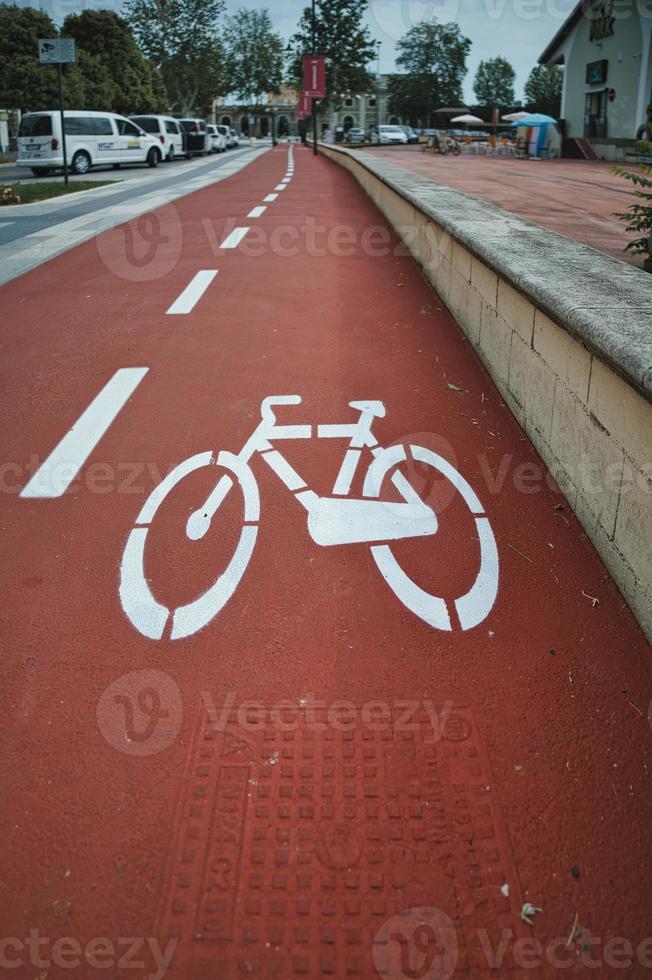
[303,55,326,99]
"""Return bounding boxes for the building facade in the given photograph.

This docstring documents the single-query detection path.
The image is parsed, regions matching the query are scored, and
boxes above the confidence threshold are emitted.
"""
[212,87,299,138]
[539,0,652,147]
[322,75,403,134]
[212,77,403,139]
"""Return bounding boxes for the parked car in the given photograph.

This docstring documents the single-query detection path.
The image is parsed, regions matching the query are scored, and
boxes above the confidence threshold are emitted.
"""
[399,125,418,143]
[214,124,232,148]
[229,128,240,147]
[17,110,162,176]
[369,125,409,145]
[129,115,183,161]
[206,124,227,153]
[345,127,366,143]
[178,118,211,157]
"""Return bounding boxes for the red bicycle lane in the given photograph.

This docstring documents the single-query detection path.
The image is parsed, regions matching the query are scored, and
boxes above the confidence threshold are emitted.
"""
[0,143,651,979]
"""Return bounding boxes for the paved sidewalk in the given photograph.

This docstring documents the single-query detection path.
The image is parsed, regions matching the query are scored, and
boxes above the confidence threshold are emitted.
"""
[0,144,651,979]
[361,147,644,267]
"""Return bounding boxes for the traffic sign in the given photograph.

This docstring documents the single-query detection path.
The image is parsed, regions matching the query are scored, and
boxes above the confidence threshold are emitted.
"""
[38,38,76,64]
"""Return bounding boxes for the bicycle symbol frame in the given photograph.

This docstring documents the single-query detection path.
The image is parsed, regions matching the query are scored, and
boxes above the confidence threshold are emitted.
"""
[120,396,499,640]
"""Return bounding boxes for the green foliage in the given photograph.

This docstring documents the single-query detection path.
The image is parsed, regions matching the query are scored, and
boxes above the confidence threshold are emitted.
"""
[223,8,284,108]
[523,64,563,118]
[386,20,471,127]
[123,0,227,115]
[62,10,166,114]
[0,4,165,114]
[473,56,515,109]
[0,5,74,110]
[288,0,376,110]
[612,164,652,260]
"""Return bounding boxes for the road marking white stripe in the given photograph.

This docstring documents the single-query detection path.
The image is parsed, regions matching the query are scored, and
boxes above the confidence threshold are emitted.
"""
[282,178,291,183]
[20,368,149,499]
[248,206,267,218]
[166,270,218,315]
[275,184,287,191]
[264,193,278,202]
[220,227,250,249]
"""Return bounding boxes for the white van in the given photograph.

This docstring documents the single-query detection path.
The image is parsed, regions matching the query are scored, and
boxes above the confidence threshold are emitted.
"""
[129,115,184,161]
[17,110,162,176]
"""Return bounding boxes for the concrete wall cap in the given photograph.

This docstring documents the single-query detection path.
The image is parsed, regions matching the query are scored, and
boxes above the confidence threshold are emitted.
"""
[322,144,652,401]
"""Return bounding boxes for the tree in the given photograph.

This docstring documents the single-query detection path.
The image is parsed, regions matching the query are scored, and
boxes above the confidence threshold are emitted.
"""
[223,8,284,109]
[386,20,471,127]
[123,0,227,115]
[62,10,166,115]
[0,4,84,111]
[473,56,515,110]
[524,64,563,118]
[288,0,376,110]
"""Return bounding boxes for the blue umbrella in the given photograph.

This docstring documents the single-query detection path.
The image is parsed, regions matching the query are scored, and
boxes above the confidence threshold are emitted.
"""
[511,113,557,126]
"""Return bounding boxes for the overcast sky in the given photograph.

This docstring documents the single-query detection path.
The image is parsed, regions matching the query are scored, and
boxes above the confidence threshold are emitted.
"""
[27,0,575,102]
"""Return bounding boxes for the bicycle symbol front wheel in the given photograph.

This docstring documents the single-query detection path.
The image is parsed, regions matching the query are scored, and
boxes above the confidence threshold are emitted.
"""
[119,451,259,640]
[362,445,499,631]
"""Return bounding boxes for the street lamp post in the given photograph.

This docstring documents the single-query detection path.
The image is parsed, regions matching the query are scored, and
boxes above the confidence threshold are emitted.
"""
[376,42,382,141]
[311,0,318,156]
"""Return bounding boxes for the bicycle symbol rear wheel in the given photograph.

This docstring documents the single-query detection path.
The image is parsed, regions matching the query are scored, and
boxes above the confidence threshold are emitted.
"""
[362,445,499,631]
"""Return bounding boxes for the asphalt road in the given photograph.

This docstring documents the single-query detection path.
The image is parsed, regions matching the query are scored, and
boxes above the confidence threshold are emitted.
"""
[1,143,651,979]
[0,142,266,250]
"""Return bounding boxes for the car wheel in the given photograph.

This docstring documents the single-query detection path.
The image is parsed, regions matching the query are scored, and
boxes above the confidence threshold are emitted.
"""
[30,167,52,177]
[147,148,161,168]
[71,150,91,175]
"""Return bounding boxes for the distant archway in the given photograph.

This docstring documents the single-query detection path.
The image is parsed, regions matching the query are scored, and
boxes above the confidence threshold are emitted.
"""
[343,115,354,131]
[240,114,249,135]
[221,115,232,127]
[278,115,290,136]
[259,116,269,137]
[390,115,400,125]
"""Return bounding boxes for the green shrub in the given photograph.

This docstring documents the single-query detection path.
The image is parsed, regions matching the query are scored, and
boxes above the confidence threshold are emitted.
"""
[612,164,652,264]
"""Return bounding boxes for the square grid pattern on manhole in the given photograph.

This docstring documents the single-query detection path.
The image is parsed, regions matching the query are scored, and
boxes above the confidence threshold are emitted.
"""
[159,704,537,978]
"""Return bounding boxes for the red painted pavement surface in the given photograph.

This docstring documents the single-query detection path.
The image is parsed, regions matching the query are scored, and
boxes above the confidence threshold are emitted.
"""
[361,147,645,268]
[1,145,651,979]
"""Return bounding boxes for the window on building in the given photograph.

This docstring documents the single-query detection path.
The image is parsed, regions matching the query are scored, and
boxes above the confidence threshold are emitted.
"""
[368,97,377,108]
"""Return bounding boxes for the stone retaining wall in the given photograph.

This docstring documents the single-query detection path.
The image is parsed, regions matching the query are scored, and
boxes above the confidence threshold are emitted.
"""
[320,143,652,641]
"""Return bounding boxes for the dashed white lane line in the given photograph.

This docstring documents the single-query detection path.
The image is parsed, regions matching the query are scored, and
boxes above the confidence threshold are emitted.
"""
[248,205,267,218]
[220,227,250,249]
[264,194,278,203]
[282,178,291,184]
[275,184,287,191]
[20,368,149,499]
[166,270,218,315]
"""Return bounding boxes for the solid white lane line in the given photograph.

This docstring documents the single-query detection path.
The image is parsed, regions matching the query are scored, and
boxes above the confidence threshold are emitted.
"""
[166,270,218,315]
[248,206,267,218]
[220,227,250,249]
[264,193,278,202]
[20,368,149,499]
[275,184,287,191]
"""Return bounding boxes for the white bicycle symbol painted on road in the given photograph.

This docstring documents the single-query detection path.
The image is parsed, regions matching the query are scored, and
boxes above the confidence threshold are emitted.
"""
[120,396,499,640]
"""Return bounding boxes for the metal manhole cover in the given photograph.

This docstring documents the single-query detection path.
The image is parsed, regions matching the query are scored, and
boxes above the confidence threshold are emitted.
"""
[157,704,537,978]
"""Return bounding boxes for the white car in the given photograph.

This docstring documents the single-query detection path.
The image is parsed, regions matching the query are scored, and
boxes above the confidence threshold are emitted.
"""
[130,115,184,161]
[215,124,234,148]
[206,124,227,153]
[374,125,408,145]
[229,128,240,147]
[17,110,162,176]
